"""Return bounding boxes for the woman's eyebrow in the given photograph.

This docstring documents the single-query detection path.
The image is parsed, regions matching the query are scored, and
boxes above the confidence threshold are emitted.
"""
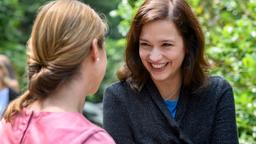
[160,39,175,43]
[139,38,149,42]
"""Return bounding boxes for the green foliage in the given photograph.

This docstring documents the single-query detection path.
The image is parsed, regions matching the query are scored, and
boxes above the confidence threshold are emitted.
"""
[0,0,26,89]
[0,0,51,91]
[111,0,256,143]
[110,0,143,37]
[0,0,22,42]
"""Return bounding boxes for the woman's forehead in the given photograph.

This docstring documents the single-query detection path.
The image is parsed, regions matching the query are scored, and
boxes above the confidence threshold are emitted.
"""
[140,20,182,41]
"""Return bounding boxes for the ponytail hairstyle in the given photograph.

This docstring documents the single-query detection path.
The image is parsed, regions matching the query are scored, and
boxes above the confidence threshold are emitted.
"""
[4,0,107,122]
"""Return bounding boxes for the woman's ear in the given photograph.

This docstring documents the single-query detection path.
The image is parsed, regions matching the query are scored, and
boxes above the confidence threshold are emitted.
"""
[91,38,100,62]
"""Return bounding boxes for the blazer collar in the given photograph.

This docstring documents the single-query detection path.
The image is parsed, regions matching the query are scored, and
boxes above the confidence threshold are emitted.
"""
[146,79,189,121]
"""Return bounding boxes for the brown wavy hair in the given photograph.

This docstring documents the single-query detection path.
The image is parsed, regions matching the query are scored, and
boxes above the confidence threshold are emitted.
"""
[117,0,209,92]
[3,0,107,122]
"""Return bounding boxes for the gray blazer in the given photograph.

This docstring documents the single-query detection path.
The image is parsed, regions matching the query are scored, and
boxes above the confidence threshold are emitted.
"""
[103,76,238,144]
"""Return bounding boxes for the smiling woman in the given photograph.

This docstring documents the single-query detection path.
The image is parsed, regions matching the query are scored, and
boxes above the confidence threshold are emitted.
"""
[139,20,185,99]
[103,0,239,143]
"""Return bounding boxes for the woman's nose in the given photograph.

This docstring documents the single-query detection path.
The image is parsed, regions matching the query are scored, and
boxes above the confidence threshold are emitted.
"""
[149,48,162,62]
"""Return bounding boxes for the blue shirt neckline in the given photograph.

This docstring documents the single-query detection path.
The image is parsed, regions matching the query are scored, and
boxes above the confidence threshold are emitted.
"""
[164,99,178,119]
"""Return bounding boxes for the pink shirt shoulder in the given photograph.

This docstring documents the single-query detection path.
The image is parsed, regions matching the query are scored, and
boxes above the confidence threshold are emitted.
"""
[0,110,115,144]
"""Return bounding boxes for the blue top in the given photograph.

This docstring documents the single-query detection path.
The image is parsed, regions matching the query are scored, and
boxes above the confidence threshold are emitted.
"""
[164,99,178,119]
[0,88,9,117]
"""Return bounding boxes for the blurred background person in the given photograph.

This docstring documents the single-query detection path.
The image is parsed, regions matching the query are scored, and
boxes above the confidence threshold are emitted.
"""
[0,55,19,117]
[0,55,19,93]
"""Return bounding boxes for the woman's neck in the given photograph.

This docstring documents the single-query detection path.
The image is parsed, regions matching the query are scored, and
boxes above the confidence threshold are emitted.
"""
[30,78,88,113]
[153,73,182,100]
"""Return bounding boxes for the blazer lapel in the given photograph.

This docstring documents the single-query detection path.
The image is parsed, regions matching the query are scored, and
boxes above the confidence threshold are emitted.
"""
[175,86,189,124]
[145,80,193,144]
[146,80,179,128]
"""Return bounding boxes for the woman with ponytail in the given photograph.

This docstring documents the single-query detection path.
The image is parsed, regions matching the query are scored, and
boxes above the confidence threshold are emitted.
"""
[0,0,115,143]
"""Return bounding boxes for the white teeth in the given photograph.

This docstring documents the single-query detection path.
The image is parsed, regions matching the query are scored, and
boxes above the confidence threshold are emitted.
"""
[151,63,166,69]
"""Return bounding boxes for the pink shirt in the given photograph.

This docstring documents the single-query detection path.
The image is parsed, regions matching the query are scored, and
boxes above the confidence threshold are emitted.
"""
[0,110,115,144]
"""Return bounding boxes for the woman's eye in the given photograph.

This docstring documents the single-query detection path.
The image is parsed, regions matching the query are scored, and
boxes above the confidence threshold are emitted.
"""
[140,42,150,46]
[162,43,173,47]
